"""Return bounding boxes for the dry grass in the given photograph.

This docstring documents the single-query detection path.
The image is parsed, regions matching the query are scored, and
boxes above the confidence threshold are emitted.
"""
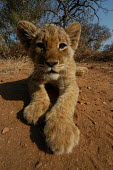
[0,56,33,74]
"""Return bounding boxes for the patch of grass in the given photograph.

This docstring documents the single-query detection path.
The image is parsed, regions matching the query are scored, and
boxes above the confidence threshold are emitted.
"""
[0,56,33,74]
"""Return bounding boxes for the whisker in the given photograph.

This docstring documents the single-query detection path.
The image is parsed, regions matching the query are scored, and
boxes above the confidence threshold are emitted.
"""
[38,65,46,67]
[37,64,45,66]
[57,65,64,67]
[35,67,47,71]
[55,65,64,68]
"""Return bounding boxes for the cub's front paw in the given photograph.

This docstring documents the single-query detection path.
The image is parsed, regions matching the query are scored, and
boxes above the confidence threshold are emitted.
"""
[44,115,80,155]
[24,104,42,124]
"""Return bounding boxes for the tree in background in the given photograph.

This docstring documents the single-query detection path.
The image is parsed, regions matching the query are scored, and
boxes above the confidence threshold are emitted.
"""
[0,0,48,44]
[102,43,113,61]
[76,23,112,62]
[104,43,113,52]
[45,0,109,28]
[81,23,111,50]
[0,0,112,61]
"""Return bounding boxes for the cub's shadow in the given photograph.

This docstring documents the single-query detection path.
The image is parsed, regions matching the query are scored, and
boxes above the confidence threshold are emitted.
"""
[0,79,58,154]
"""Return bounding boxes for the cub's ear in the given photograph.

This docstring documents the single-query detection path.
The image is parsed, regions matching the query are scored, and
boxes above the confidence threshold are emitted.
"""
[17,21,37,50]
[65,22,81,50]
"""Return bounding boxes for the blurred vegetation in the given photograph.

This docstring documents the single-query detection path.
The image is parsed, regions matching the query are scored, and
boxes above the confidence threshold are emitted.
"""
[0,0,113,62]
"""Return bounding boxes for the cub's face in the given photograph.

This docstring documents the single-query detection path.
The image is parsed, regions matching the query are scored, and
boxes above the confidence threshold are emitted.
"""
[17,21,81,79]
[29,25,74,76]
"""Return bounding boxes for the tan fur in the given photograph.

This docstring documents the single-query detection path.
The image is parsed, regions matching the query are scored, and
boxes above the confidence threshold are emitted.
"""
[17,21,81,155]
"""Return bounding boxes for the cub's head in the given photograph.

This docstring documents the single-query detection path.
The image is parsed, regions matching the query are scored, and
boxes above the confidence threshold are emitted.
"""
[17,21,81,80]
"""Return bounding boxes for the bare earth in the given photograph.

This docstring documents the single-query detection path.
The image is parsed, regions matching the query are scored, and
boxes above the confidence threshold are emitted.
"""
[0,61,113,170]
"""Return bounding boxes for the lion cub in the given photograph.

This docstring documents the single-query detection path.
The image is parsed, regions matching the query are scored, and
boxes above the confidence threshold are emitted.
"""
[17,21,81,155]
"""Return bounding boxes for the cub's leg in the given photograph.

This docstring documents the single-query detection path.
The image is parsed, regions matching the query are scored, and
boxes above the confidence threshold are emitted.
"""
[24,78,50,124]
[44,82,80,155]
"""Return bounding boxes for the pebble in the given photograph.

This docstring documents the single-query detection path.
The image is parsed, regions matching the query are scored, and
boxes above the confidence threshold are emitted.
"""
[87,86,91,90]
[35,162,42,169]
[81,97,84,100]
[1,127,9,134]
[103,101,106,104]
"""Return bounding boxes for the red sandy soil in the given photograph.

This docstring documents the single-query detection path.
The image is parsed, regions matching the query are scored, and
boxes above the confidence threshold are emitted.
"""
[0,61,113,170]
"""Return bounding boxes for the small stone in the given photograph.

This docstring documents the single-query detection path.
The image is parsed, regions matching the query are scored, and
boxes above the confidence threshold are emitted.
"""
[84,102,88,105]
[1,127,9,134]
[87,86,91,90]
[35,162,42,169]
[78,101,83,105]
[103,101,106,104]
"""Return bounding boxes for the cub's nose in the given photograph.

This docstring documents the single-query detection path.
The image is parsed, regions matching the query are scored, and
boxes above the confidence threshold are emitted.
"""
[45,61,58,67]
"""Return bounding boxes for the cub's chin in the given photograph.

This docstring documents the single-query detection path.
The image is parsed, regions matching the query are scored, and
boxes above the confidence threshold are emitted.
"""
[48,72,59,80]
[44,72,60,81]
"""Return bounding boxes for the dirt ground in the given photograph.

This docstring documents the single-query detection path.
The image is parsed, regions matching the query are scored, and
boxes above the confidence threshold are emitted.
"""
[0,60,113,170]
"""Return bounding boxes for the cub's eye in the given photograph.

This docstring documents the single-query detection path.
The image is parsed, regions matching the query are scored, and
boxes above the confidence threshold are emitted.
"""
[59,43,67,49]
[36,42,45,49]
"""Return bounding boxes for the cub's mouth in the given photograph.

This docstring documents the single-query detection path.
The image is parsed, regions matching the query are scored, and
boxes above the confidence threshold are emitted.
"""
[45,68,60,80]
[48,70,57,73]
